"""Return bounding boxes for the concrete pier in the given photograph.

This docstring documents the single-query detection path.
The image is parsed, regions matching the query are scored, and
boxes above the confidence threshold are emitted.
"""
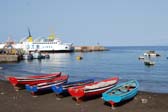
[74,46,108,52]
[0,55,19,62]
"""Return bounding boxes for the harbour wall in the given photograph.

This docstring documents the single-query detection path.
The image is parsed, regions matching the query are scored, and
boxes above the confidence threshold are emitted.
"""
[0,55,19,62]
[74,46,108,52]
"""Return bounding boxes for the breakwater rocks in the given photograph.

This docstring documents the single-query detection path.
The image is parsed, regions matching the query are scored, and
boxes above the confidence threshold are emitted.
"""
[74,46,108,52]
[0,55,20,62]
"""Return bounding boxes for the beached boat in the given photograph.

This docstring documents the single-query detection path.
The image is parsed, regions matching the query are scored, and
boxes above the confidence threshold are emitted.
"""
[68,77,119,103]
[7,72,61,87]
[51,79,94,95]
[144,60,155,66]
[25,75,68,95]
[102,80,139,108]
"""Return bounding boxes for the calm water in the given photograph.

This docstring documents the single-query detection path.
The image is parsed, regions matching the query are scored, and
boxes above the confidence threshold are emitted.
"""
[0,46,168,93]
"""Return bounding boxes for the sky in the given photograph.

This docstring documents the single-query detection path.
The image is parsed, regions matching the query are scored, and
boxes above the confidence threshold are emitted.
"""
[0,0,168,46]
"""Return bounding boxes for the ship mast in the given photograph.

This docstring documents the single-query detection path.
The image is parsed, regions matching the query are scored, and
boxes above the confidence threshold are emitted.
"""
[27,28,33,42]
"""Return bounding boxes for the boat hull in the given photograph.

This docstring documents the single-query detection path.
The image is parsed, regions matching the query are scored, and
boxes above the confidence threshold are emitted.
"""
[8,72,61,87]
[102,80,139,106]
[51,79,94,95]
[25,75,68,95]
[68,77,119,100]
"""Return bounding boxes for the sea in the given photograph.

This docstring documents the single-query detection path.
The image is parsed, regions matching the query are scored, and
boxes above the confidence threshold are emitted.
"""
[0,46,168,93]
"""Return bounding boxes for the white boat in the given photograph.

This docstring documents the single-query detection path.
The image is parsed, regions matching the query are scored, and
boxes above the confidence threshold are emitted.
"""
[143,51,160,57]
[23,54,33,60]
[138,56,145,59]
[0,31,74,53]
[0,67,3,70]
[144,60,155,66]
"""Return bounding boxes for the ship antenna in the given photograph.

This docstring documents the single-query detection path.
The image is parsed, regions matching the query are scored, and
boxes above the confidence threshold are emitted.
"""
[28,27,32,37]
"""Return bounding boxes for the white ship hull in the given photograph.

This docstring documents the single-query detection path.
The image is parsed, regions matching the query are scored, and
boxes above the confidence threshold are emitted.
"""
[22,42,74,52]
[0,32,74,52]
[0,43,73,52]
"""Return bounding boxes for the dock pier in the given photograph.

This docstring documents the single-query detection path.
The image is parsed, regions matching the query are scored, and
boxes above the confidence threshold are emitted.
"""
[74,46,108,52]
[0,55,20,62]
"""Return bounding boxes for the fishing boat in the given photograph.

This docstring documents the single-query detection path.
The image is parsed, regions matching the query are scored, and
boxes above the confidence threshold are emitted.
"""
[102,80,139,108]
[25,75,68,95]
[51,79,94,95]
[0,66,3,70]
[138,56,145,60]
[144,50,160,57]
[68,77,119,103]
[23,54,33,60]
[7,72,61,87]
[31,51,43,59]
[144,60,155,66]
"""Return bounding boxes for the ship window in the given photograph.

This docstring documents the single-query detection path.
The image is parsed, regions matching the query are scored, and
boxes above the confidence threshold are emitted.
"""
[36,45,39,49]
[32,45,34,49]
[65,47,68,49]
[27,45,30,49]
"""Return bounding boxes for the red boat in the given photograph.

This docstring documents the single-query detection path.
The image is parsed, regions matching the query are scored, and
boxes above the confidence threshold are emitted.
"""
[7,72,61,88]
[68,77,119,103]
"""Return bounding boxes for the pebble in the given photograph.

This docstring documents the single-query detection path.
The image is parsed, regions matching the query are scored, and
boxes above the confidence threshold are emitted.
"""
[141,98,148,104]
[0,92,4,95]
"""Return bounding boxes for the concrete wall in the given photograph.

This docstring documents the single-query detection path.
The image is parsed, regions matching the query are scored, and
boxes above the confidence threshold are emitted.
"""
[0,55,19,62]
[74,46,108,52]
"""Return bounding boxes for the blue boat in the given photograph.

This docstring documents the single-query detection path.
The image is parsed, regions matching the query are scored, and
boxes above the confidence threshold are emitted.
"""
[51,79,94,95]
[102,80,139,108]
[25,75,68,95]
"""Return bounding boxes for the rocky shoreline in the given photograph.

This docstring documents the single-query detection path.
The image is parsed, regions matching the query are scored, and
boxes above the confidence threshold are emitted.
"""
[0,80,168,112]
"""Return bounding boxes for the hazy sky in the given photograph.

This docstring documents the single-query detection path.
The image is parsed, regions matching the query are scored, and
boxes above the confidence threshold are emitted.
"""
[0,0,168,46]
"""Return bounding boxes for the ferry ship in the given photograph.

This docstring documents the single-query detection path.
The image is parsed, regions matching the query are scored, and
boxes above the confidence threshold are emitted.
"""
[0,31,74,53]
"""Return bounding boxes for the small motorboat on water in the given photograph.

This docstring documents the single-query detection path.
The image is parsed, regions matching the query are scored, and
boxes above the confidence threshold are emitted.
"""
[0,67,3,70]
[23,54,33,60]
[68,77,119,103]
[138,56,145,60]
[144,50,160,57]
[44,54,50,59]
[51,79,94,95]
[7,72,61,89]
[32,52,43,59]
[25,75,68,95]
[144,60,155,66]
[102,80,139,109]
